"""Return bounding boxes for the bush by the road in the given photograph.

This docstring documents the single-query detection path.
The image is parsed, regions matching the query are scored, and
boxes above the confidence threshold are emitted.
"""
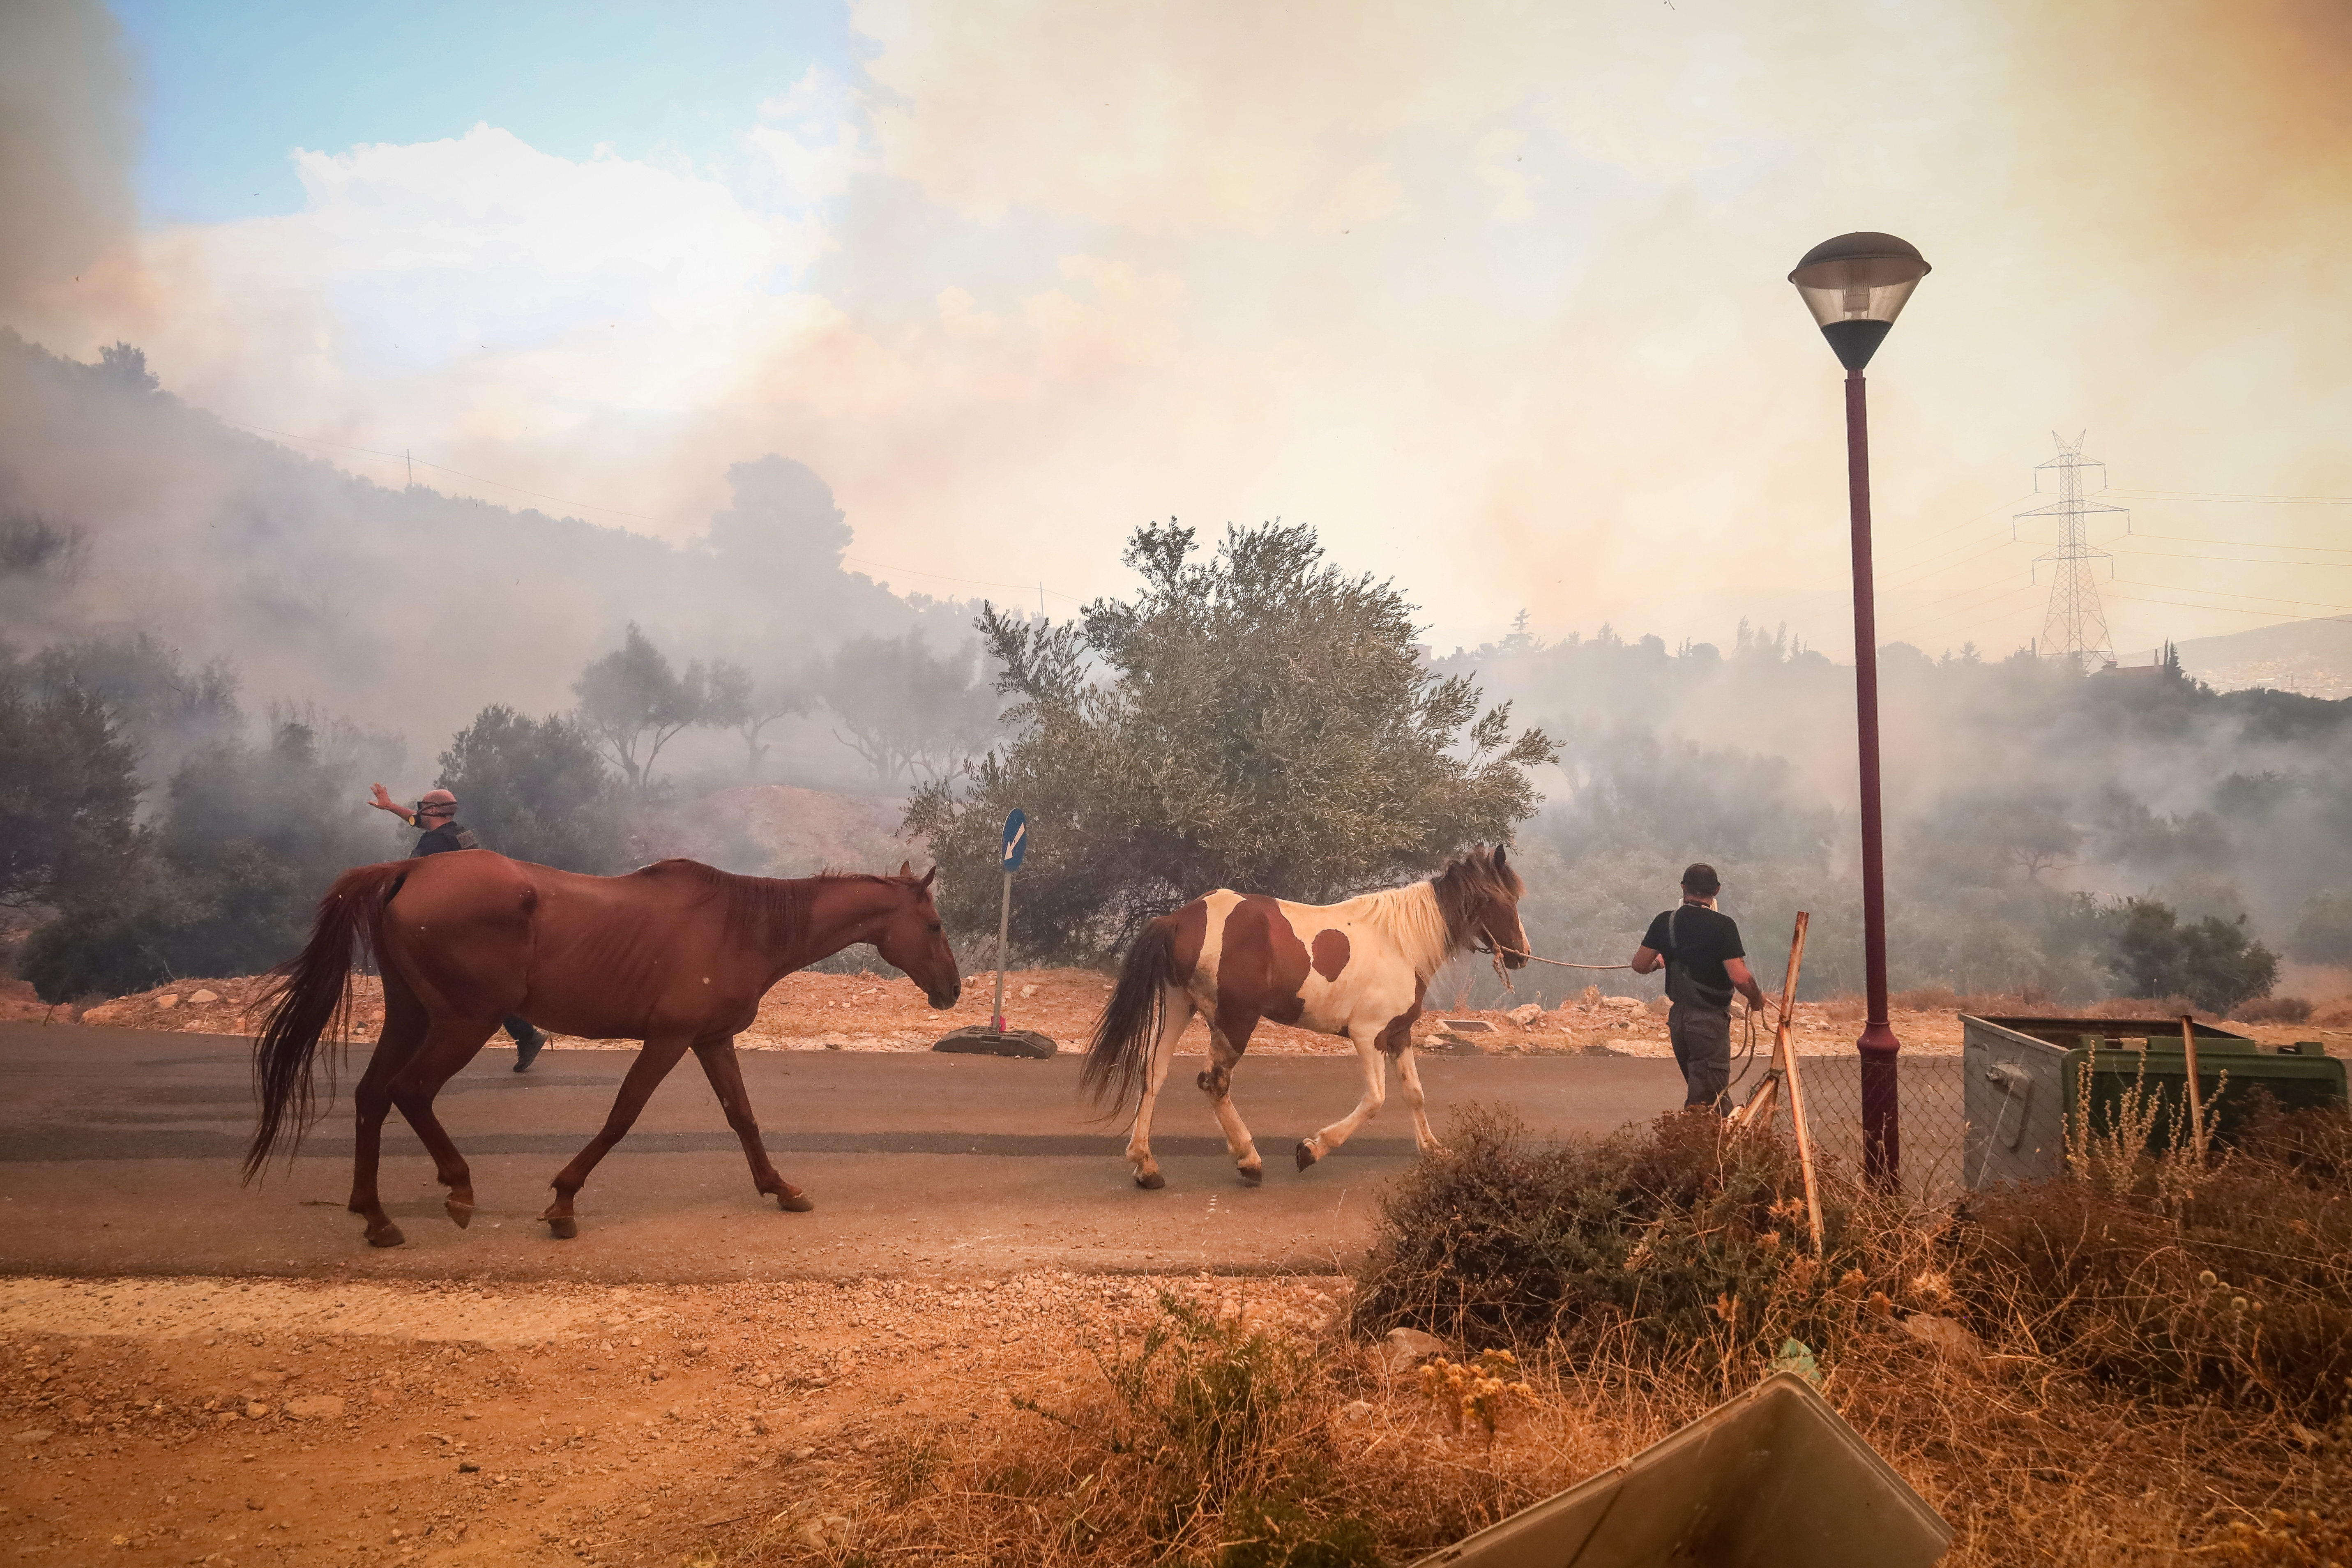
[907,521,1557,962]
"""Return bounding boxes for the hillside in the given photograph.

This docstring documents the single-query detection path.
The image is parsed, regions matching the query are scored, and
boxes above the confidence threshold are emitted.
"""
[2129,619,2352,698]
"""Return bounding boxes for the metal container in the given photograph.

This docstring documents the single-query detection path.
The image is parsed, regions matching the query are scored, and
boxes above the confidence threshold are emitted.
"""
[1964,1015,2347,1188]
[1409,1372,1951,1568]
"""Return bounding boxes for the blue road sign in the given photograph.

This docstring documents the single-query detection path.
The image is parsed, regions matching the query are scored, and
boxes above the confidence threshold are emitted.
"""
[1001,808,1028,873]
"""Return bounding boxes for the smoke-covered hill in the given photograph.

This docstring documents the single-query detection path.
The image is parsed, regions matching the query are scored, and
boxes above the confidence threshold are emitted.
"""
[0,329,969,764]
[1437,623,2352,1007]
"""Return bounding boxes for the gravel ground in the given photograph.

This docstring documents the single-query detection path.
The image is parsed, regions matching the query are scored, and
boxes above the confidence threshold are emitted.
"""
[0,1269,1339,1566]
[26,969,2352,1062]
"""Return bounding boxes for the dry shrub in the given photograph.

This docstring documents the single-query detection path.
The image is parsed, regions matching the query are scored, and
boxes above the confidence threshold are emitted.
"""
[1954,1094,2352,1418]
[1347,1106,1935,1385]
[2235,996,2315,1025]
[723,1289,1648,1567]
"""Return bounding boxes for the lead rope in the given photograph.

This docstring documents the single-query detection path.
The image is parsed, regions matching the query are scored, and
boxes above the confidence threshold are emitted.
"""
[1480,939,1788,1028]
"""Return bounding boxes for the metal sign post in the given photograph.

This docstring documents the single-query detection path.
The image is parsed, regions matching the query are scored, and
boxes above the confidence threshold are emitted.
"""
[991,808,1026,1032]
[931,810,1056,1058]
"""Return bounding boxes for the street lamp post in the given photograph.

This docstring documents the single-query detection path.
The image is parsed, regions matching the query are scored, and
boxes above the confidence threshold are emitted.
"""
[1788,232,1931,1190]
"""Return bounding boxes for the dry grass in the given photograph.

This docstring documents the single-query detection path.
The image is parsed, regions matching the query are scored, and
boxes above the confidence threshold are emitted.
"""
[669,1106,2352,1567]
[686,1289,2346,1568]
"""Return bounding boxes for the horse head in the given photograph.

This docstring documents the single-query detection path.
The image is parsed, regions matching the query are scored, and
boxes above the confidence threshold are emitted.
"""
[874,862,963,1009]
[1436,843,1530,969]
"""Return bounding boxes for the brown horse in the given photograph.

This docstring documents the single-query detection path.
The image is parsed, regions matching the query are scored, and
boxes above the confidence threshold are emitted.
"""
[245,852,959,1246]
[1082,845,1528,1188]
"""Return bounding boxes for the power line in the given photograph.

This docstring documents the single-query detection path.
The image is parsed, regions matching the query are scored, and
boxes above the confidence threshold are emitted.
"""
[219,412,1092,608]
[1875,491,2040,561]
[220,415,682,526]
[2104,591,2352,623]
[2112,576,2352,616]
[2114,545,2352,569]
[2117,530,2352,558]
[1881,531,2033,592]
[2106,488,2352,506]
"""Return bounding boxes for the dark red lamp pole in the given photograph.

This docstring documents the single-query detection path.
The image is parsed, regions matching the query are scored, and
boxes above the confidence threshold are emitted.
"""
[1789,233,1931,1190]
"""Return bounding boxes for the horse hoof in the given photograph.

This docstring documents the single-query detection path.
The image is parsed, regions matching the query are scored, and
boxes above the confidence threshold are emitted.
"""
[777,1191,815,1213]
[1135,1170,1166,1190]
[445,1200,474,1229]
[1238,1164,1263,1187]
[546,1216,578,1240]
[1295,1140,1321,1171]
[366,1224,405,1249]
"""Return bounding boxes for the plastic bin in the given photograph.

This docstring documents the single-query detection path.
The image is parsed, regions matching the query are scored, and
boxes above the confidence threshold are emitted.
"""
[1409,1372,1951,1568]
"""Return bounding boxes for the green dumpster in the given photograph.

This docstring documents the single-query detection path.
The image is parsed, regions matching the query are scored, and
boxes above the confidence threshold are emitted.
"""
[1964,1015,2346,1188]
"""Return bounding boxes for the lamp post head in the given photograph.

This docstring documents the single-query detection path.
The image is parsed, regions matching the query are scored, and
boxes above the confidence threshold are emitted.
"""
[1790,232,1930,370]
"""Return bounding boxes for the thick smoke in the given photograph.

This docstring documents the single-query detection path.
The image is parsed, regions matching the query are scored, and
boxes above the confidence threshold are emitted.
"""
[0,332,977,783]
[0,1,134,323]
[1436,625,2352,1009]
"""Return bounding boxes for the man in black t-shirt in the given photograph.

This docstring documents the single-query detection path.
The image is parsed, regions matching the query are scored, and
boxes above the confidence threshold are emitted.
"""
[366,784,548,1072]
[1632,862,1767,1114]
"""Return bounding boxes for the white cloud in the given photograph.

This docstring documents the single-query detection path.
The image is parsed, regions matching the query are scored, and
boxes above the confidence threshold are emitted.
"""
[936,286,1000,339]
[19,0,2347,660]
[1022,257,1185,375]
[1473,129,1535,222]
[748,66,864,205]
[1312,161,1408,232]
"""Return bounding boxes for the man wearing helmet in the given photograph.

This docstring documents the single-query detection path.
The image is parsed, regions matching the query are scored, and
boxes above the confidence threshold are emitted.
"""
[367,783,551,1072]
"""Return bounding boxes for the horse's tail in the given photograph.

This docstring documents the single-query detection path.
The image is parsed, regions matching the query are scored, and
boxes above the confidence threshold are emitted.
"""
[1082,917,1184,1117]
[243,861,405,1183]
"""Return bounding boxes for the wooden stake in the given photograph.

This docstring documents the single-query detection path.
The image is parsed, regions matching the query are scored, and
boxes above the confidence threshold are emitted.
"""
[1735,911,1812,1132]
[1775,914,1824,1256]
[2179,1014,2206,1160]
[1734,1068,1781,1131]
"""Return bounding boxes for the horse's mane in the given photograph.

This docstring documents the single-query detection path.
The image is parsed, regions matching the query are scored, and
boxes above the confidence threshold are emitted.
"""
[1428,845,1524,948]
[650,858,818,953]
[1351,846,1522,981]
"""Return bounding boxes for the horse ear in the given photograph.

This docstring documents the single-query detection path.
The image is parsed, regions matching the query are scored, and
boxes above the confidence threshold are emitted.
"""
[919,865,938,889]
[898,860,913,877]
[1494,843,1509,873]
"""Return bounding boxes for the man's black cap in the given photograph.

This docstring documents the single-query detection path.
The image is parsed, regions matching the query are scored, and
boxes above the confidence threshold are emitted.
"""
[1681,863,1720,897]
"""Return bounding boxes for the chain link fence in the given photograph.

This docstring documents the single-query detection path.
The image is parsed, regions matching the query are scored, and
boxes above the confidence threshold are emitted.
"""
[1772,1043,1971,1207]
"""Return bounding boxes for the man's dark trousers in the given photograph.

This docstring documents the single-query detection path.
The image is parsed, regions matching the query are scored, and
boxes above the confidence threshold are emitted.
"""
[1669,999,1732,1113]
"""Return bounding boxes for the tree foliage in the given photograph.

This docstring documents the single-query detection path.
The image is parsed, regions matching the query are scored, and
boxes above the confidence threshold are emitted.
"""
[20,715,400,999]
[701,657,811,780]
[24,631,243,781]
[2289,891,2352,967]
[0,675,143,911]
[2105,896,2279,1014]
[435,705,633,872]
[818,632,998,784]
[571,622,705,794]
[905,520,1556,960]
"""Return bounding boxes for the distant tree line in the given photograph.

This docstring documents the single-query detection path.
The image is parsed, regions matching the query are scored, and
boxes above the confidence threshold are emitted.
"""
[1450,621,2346,1013]
[0,615,1004,1002]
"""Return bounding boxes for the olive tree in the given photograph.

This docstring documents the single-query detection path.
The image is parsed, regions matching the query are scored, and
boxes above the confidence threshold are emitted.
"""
[905,520,1556,961]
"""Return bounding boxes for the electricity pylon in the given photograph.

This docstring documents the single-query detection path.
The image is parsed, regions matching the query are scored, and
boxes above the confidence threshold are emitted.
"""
[2015,432,2126,668]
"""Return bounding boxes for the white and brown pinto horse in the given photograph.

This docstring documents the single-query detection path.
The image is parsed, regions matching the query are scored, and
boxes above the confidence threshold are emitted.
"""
[1082,845,1530,1188]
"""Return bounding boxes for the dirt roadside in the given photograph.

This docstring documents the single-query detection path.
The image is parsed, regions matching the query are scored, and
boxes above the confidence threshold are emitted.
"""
[16,968,2008,1058]
[26,967,2352,1063]
[3,1270,1337,1566]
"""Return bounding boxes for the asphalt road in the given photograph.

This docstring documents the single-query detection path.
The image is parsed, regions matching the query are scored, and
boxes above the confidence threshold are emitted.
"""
[0,1022,1693,1281]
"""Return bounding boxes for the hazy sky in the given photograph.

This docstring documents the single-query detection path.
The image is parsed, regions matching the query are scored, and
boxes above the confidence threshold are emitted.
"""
[10,0,2350,657]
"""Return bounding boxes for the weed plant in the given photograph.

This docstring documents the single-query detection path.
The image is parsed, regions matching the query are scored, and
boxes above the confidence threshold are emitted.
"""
[717,1104,2352,1567]
[1347,1105,1939,1391]
[1956,1089,2352,1417]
